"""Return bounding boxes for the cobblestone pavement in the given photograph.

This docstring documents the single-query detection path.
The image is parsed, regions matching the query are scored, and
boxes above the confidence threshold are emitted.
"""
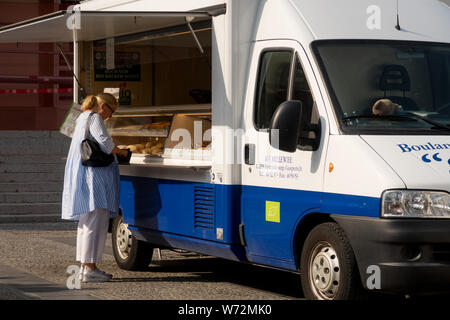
[0,223,304,300]
[2,223,449,301]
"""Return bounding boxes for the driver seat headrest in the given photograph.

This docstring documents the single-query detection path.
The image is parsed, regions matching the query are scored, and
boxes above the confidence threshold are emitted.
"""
[379,65,411,92]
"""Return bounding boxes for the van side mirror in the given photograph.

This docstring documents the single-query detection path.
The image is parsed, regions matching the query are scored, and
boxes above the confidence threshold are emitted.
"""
[269,100,303,153]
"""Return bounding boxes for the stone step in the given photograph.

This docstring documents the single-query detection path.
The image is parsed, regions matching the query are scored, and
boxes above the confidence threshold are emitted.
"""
[0,131,69,140]
[0,144,69,156]
[0,192,62,204]
[0,203,61,215]
[0,134,71,155]
[0,172,64,183]
[0,163,66,174]
[0,131,71,224]
[0,137,70,146]
[0,182,63,193]
[0,214,63,224]
[0,155,67,164]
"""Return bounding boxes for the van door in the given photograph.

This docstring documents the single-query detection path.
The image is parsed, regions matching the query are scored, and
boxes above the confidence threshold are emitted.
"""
[241,40,328,268]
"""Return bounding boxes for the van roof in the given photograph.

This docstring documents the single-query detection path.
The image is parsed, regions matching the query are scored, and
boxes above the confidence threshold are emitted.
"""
[76,0,450,44]
[291,0,450,43]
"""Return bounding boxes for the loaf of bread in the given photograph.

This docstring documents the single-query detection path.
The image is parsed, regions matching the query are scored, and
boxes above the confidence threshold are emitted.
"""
[143,121,171,130]
[151,148,163,155]
[124,138,165,155]
[128,145,138,152]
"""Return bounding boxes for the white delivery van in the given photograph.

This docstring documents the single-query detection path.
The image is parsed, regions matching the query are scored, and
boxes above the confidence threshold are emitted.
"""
[1,0,449,299]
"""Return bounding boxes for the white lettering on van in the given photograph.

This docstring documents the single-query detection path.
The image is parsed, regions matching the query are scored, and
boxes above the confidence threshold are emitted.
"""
[398,143,450,153]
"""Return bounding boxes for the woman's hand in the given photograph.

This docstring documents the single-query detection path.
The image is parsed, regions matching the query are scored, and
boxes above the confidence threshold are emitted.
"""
[119,149,129,158]
[112,147,129,158]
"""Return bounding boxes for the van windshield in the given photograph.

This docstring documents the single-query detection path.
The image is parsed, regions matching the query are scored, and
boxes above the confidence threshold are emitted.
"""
[313,41,450,135]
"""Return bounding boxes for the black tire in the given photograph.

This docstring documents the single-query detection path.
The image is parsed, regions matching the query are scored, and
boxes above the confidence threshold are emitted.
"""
[112,215,153,271]
[300,222,364,300]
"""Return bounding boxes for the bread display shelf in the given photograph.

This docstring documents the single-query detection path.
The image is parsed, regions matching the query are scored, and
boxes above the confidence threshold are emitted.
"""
[130,153,163,160]
[114,104,211,116]
[128,154,212,168]
[110,105,212,162]
[117,140,165,156]
[163,148,212,161]
[109,128,169,137]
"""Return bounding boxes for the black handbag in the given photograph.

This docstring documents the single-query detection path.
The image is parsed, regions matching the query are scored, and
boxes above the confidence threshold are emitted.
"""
[81,112,115,167]
[117,148,132,165]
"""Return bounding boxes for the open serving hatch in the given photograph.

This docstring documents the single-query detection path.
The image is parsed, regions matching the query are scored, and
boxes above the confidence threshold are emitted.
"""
[0,5,222,167]
[0,5,226,43]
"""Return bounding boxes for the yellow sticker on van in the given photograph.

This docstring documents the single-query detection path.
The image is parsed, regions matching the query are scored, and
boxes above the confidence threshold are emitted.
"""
[266,201,280,223]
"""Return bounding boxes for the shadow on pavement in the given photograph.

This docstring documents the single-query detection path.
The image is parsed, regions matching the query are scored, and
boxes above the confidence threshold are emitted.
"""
[120,256,304,299]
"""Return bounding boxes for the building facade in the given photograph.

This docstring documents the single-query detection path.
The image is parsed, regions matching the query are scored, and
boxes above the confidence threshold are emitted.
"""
[0,0,77,130]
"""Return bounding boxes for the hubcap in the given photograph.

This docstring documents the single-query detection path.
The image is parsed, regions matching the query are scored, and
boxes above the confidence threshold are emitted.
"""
[309,242,341,300]
[116,218,132,260]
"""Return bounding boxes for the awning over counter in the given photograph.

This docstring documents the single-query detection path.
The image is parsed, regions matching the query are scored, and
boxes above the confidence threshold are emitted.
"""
[0,4,226,43]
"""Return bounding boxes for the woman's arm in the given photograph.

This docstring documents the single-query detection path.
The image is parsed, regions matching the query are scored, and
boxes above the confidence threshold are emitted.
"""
[89,114,115,154]
[89,114,129,157]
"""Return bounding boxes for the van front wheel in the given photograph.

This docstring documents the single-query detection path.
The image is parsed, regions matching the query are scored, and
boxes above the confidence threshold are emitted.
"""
[112,215,153,270]
[300,222,363,300]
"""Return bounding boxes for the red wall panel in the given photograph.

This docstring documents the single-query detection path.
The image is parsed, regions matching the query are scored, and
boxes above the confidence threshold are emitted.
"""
[0,1,76,130]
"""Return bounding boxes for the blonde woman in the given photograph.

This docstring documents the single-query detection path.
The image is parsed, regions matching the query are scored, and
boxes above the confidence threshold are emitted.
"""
[62,93,128,283]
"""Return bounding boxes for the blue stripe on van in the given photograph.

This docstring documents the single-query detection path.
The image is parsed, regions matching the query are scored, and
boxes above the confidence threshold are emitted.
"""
[240,185,380,268]
[119,176,380,270]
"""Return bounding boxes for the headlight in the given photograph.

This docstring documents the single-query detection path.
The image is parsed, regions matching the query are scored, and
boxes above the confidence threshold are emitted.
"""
[381,190,450,218]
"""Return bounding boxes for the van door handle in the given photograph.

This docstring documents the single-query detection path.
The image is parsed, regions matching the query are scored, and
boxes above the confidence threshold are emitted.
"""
[245,144,255,165]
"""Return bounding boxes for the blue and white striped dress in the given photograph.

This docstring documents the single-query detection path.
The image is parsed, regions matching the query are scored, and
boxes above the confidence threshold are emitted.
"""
[62,112,120,221]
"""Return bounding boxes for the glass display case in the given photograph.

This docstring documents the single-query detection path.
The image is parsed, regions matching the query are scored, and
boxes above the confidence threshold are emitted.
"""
[80,18,214,167]
[106,104,212,165]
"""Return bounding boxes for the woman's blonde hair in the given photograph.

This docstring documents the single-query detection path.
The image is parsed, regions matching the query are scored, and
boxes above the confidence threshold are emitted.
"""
[80,95,99,112]
[80,93,118,112]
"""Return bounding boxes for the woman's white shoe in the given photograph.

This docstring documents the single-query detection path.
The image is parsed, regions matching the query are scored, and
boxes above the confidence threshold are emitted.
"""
[82,268,113,283]
[97,269,113,278]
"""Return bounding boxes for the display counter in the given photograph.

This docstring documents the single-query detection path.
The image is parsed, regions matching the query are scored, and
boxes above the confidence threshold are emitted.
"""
[106,104,212,168]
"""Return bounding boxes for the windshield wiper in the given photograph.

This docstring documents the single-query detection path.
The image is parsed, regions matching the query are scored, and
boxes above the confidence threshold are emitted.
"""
[342,113,450,131]
[403,112,450,131]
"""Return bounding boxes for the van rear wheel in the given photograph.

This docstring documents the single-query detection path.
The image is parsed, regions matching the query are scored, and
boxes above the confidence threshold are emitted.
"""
[112,215,153,270]
[300,222,363,300]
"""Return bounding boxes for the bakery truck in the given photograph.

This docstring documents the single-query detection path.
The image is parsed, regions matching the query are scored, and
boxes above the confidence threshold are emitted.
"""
[0,0,449,299]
